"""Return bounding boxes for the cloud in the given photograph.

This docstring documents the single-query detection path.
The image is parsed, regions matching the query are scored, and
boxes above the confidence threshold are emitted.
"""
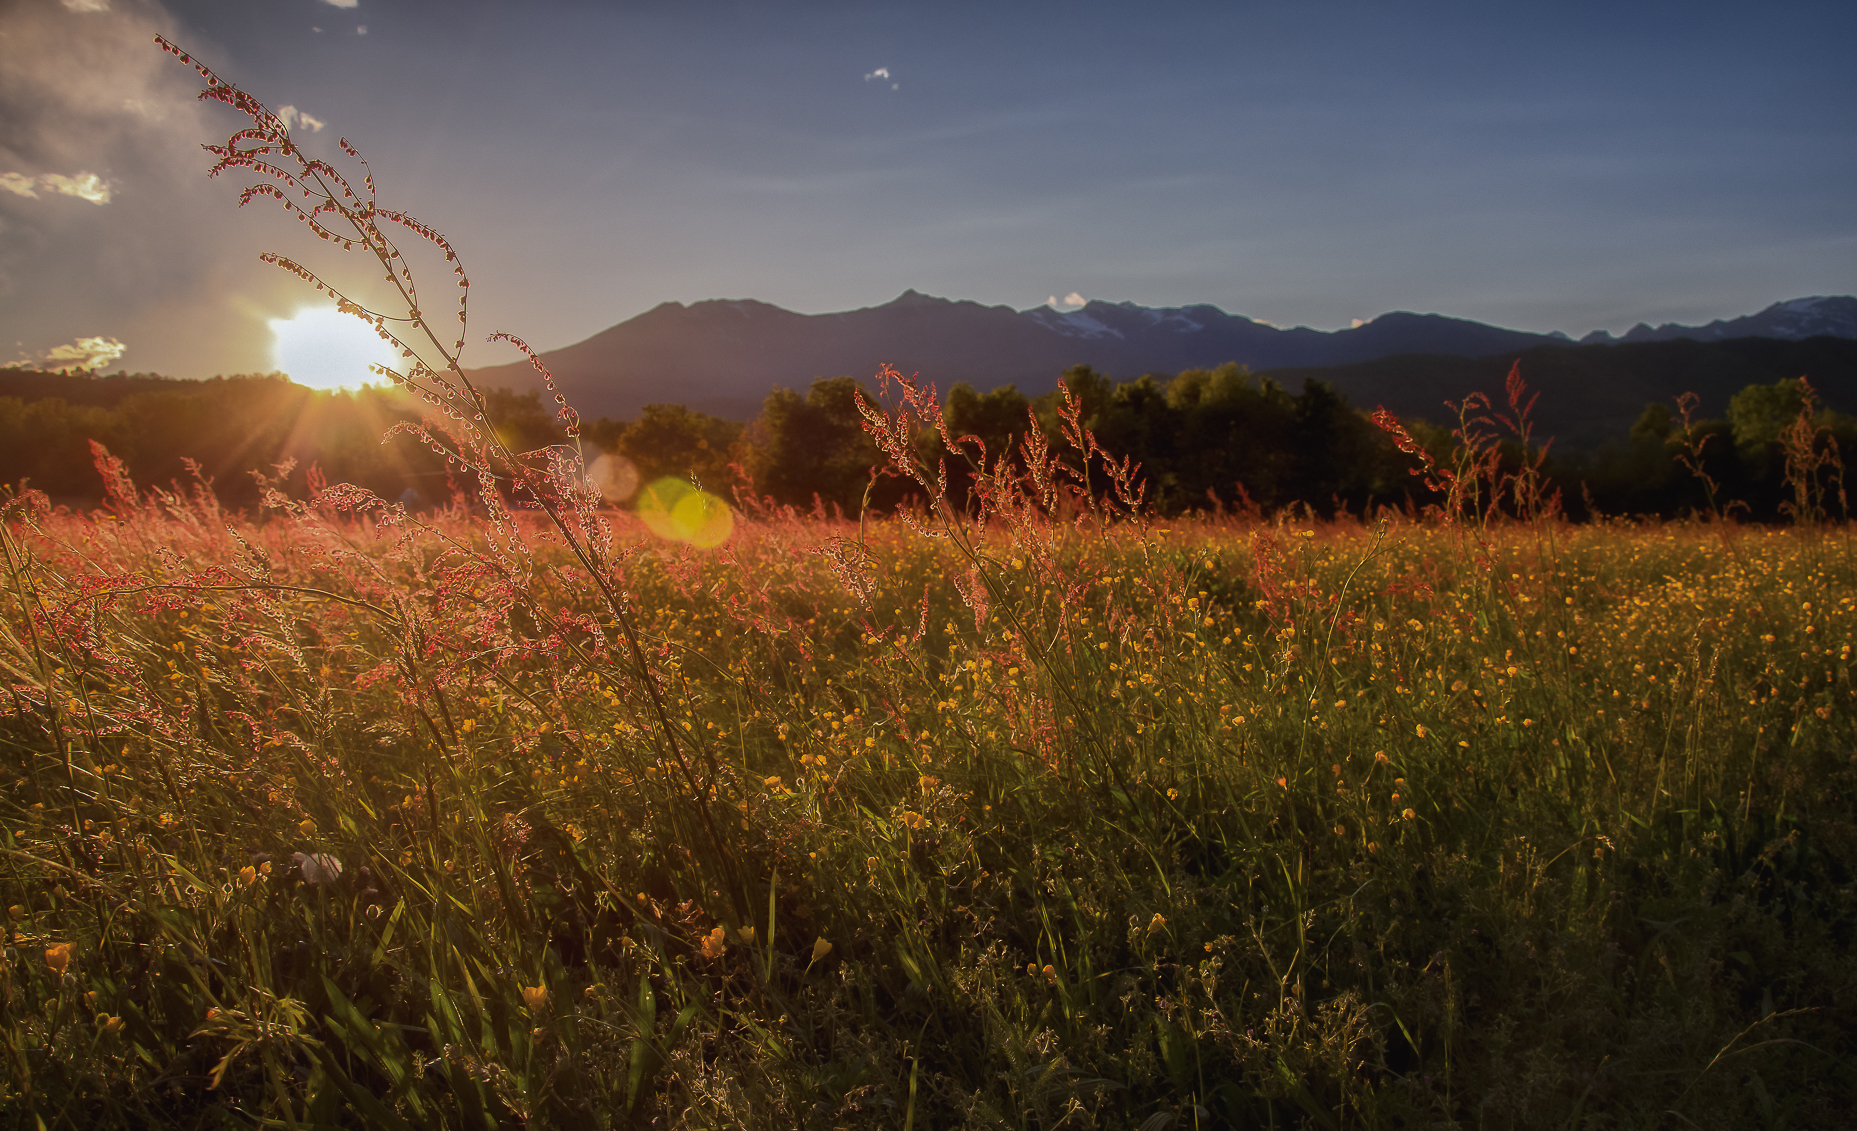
[276,105,326,133]
[0,0,301,377]
[356,25,367,35]
[864,67,898,89]
[1048,292,1087,311]
[6,335,128,373]
[319,0,359,8]
[0,171,112,203]
[59,0,111,11]
[43,172,112,203]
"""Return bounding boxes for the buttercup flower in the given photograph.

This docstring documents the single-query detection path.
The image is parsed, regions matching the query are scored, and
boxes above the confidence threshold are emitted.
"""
[701,926,727,960]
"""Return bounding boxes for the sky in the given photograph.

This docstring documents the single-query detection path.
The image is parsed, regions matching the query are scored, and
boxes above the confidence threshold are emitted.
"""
[2,0,1854,387]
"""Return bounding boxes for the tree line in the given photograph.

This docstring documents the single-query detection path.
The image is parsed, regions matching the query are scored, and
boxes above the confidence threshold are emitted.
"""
[1,360,1849,522]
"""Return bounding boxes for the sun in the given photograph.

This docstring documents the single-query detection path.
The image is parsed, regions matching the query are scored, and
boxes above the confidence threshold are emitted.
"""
[269,305,402,391]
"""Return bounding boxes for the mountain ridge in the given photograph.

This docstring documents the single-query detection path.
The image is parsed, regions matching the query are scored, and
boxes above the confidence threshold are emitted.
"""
[464,293,1857,423]
[1578,296,1857,345]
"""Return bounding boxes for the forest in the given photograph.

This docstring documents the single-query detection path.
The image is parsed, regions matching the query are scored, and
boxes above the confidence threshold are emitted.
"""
[0,348,1851,523]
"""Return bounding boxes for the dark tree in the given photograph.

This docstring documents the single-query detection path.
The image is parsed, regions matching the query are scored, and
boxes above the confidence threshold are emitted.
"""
[743,377,887,515]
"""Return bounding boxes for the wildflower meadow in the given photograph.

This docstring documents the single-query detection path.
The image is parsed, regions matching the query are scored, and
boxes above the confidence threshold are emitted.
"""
[0,38,1850,1130]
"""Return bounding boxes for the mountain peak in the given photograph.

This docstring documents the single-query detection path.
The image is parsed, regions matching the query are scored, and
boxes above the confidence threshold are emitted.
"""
[880,288,952,309]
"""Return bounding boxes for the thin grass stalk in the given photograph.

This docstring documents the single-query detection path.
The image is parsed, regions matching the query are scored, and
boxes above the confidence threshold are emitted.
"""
[156,35,747,918]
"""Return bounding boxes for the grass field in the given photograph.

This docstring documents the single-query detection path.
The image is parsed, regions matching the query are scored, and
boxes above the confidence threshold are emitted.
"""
[1,444,1852,1127]
[0,31,1846,1131]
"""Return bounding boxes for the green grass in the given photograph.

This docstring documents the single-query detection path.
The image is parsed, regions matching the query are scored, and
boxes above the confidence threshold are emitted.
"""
[1,487,1852,1128]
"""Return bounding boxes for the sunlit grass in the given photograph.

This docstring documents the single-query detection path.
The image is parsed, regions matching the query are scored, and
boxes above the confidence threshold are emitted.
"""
[1,487,1851,1127]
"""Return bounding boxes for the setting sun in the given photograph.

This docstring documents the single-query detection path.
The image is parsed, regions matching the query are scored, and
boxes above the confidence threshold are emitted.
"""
[269,305,399,391]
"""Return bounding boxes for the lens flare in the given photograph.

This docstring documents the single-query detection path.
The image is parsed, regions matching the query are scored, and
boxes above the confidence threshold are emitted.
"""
[587,452,639,504]
[636,477,732,548]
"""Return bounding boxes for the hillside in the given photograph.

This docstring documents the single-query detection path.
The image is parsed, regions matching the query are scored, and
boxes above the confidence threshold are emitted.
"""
[1255,335,1857,449]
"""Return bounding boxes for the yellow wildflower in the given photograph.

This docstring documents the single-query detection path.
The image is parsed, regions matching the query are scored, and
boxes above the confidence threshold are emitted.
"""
[701,926,728,960]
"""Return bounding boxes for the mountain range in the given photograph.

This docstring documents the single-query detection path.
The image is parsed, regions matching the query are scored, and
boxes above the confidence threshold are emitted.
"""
[464,293,1857,425]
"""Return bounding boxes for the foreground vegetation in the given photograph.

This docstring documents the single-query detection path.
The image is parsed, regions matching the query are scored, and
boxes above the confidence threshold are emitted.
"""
[1,465,1852,1126]
[2,38,1846,1128]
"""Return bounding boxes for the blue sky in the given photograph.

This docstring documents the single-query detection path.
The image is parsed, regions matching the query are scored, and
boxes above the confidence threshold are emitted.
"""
[2,0,1853,382]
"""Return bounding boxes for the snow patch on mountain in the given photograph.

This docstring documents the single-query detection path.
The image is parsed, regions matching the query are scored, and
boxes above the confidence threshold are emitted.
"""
[1136,305,1204,333]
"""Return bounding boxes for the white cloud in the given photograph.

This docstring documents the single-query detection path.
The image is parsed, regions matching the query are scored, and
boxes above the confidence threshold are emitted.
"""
[865,67,890,81]
[1350,317,1368,328]
[1048,292,1087,311]
[30,335,127,372]
[59,0,111,11]
[276,105,327,133]
[320,0,359,8]
[356,25,367,35]
[43,172,112,203]
[1,171,112,203]
[0,173,39,198]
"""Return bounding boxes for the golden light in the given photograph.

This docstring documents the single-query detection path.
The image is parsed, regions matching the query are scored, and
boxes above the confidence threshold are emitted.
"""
[636,477,732,548]
[269,305,400,391]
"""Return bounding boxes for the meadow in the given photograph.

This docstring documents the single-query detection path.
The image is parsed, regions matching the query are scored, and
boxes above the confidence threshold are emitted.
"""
[0,37,1849,1129]
[0,440,1852,1127]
